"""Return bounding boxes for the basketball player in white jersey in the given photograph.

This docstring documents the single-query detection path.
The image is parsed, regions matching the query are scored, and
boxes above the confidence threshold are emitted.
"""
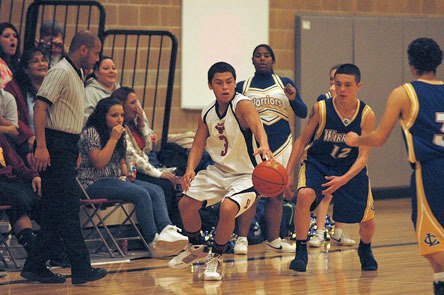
[168,62,272,281]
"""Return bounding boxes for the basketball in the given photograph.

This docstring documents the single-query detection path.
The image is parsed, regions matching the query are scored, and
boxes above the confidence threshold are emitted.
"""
[252,160,288,197]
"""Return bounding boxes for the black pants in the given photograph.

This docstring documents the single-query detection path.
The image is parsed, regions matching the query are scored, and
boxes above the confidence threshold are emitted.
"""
[0,180,36,225]
[24,129,91,276]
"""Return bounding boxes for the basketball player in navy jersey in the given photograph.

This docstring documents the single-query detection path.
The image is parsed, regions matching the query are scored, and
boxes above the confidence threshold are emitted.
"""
[284,64,378,273]
[168,62,272,281]
[234,44,307,254]
[310,63,356,248]
[346,38,444,295]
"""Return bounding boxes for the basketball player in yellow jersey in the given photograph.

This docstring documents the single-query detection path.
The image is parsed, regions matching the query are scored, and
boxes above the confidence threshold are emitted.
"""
[346,38,444,295]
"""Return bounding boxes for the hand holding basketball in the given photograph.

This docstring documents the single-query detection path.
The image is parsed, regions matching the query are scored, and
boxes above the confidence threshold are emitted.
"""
[252,159,288,197]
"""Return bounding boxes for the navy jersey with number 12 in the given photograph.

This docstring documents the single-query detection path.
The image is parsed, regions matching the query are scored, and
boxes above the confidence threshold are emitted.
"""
[307,98,373,168]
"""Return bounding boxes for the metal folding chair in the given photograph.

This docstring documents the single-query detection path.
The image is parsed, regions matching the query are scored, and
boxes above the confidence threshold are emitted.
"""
[76,178,150,258]
[0,204,19,268]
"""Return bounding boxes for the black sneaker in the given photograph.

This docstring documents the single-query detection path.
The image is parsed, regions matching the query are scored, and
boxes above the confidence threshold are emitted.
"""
[21,268,66,284]
[72,268,107,285]
[434,281,444,295]
[357,243,378,271]
[47,252,71,268]
[289,246,308,272]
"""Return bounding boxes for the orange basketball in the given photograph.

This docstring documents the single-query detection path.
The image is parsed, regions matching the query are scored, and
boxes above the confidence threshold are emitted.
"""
[252,159,288,197]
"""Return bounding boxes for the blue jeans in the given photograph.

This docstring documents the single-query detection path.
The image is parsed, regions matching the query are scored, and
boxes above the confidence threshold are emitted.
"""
[86,178,172,242]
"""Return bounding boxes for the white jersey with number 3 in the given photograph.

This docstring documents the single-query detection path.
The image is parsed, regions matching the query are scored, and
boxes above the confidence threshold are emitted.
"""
[202,93,257,175]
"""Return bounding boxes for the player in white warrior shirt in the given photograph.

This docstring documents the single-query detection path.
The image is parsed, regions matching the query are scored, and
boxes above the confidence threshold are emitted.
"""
[168,62,272,281]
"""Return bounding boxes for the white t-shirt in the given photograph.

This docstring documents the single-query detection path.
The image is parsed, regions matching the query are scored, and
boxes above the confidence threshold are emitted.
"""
[0,88,18,127]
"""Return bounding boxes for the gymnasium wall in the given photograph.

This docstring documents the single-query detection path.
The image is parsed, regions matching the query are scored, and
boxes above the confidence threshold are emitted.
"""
[3,0,443,132]
[4,0,443,135]
[295,15,444,189]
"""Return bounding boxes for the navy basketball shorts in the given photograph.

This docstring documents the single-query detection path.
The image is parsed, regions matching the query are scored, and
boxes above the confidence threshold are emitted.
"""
[298,159,375,224]
[411,158,444,256]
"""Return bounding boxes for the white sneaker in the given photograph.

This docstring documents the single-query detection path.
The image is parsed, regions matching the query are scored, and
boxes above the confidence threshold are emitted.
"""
[204,253,224,281]
[265,238,295,253]
[168,244,208,269]
[234,237,248,255]
[330,232,356,246]
[148,234,161,257]
[308,231,325,248]
[148,233,177,258]
[156,225,189,254]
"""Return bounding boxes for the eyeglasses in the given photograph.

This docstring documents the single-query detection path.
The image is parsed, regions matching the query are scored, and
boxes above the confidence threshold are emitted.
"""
[29,58,48,64]
[40,41,63,49]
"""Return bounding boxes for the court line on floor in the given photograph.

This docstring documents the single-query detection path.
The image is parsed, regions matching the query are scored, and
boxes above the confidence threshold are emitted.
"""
[0,241,417,286]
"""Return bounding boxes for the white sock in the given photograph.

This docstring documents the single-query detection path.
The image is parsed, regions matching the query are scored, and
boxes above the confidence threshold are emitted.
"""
[433,271,444,282]
[333,228,343,239]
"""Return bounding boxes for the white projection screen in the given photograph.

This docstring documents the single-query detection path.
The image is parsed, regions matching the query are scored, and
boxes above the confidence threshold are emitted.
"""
[181,0,269,109]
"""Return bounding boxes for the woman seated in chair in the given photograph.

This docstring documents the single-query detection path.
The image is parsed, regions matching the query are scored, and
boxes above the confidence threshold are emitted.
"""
[111,87,180,225]
[0,133,40,257]
[84,56,119,123]
[77,97,188,258]
[4,48,48,166]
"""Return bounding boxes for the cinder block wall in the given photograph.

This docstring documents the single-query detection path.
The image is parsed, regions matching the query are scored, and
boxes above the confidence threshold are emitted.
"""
[4,1,443,133]
[98,0,444,133]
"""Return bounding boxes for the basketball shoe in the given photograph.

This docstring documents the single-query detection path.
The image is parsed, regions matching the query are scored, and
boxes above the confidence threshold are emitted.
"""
[330,231,356,246]
[308,230,325,248]
[265,238,295,253]
[204,253,224,281]
[434,281,444,295]
[289,241,308,272]
[233,237,248,255]
[168,244,209,269]
[357,241,378,271]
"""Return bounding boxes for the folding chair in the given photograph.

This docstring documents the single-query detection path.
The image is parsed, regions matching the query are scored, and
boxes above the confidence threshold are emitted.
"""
[76,178,150,258]
[0,204,19,268]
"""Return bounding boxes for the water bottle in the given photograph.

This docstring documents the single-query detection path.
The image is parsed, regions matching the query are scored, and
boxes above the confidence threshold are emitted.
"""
[131,160,137,178]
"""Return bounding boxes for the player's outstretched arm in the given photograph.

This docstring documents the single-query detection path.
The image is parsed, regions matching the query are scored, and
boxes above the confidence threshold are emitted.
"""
[283,103,320,199]
[236,100,273,160]
[346,86,408,147]
[182,117,208,191]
